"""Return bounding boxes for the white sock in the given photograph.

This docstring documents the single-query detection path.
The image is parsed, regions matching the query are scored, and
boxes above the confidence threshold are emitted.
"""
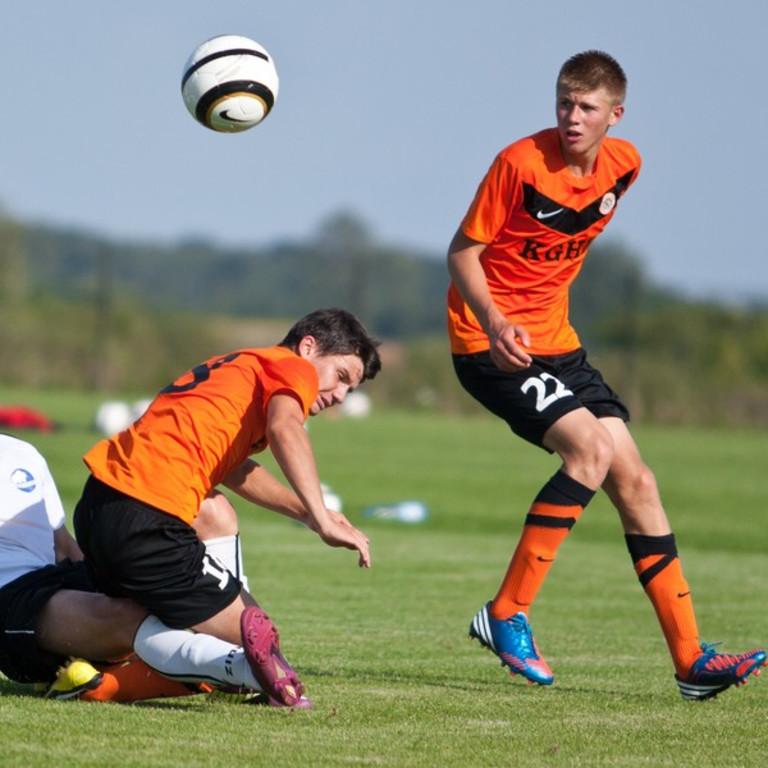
[133,615,262,690]
[204,534,250,592]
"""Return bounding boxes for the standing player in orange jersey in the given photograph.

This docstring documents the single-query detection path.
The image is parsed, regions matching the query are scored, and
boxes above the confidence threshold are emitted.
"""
[447,50,766,699]
[74,308,381,707]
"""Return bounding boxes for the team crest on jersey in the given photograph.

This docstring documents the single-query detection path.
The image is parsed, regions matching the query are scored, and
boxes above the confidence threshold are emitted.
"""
[11,468,36,493]
[599,192,617,215]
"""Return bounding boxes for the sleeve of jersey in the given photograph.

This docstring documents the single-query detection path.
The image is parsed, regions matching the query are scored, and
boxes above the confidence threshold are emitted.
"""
[39,456,66,531]
[619,140,642,192]
[262,356,319,419]
[461,154,519,244]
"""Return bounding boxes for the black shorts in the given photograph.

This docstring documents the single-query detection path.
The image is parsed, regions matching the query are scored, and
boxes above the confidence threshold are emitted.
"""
[74,476,241,629]
[0,560,97,684]
[453,348,629,448]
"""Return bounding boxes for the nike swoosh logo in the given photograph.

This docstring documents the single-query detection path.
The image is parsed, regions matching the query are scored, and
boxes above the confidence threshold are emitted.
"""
[536,208,564,220]
[536,556,555,562]
[677,591,690,598]
[220,110,251,123]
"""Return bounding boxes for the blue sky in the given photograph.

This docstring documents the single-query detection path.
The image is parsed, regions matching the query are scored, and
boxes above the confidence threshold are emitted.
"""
[1,1,766,300]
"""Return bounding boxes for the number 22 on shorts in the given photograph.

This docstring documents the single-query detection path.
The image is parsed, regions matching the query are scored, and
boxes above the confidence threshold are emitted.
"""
[521,373,573,413]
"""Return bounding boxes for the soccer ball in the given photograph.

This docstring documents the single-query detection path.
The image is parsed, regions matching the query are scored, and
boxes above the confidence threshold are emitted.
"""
[181,34,279,133]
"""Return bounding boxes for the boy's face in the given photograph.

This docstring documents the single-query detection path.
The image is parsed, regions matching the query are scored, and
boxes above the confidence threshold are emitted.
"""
[556,86,624,163]
[297,336,364,415]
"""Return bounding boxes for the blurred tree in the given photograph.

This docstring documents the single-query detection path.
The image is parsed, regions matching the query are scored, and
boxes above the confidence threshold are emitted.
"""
[4,208,768,426]
[0,210,26,302]
[316,211,375,319]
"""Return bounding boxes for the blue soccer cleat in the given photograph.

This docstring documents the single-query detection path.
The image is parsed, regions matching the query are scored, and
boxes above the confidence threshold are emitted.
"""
[469,602,554,685]
[675,641,767,701]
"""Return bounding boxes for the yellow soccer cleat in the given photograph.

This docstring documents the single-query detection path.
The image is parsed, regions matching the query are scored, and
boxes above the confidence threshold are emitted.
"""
[45,658,103,701]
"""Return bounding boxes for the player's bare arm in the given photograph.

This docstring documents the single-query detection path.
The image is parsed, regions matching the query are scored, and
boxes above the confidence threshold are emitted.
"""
[224,460,365,539]
[447,228,532,371]
[223,458,306,521]
[265,393,371,568]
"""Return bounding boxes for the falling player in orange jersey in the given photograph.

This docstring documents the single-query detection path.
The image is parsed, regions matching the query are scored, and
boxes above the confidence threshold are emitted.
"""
[74,308,381,707]
[447,50,765,699]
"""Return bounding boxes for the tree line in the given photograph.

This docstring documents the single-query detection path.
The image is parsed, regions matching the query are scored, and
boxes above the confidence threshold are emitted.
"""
[1,211,767,427]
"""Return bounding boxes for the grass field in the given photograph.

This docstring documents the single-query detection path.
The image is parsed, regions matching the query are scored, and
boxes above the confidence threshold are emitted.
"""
[1,386,766,767]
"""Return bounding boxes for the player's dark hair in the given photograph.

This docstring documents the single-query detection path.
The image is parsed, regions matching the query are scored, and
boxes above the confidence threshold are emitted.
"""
[279,308,381,381]
[557,50,627,104]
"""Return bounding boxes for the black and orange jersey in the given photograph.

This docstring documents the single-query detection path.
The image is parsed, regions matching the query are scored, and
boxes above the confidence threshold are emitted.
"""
[84,347,318,525]
[447,128,641,355]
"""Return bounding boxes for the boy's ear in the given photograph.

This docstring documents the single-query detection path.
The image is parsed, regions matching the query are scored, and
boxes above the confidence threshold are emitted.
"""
[608,104,625,127]
[297,335,317,359]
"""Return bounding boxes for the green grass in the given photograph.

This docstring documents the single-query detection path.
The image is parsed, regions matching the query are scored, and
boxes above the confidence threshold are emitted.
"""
[1,390,767,767]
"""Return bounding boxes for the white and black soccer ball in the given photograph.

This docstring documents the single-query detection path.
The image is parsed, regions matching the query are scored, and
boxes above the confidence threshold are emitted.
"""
[181,34,279,133]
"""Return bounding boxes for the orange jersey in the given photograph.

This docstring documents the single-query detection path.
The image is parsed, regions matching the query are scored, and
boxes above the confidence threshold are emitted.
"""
[84,347,318,525]
[447,128,641,355]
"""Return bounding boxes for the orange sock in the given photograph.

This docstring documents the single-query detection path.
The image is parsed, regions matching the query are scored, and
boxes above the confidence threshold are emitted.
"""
[490,470,594,620]
[81,657,202,703]
[625,533,702,677]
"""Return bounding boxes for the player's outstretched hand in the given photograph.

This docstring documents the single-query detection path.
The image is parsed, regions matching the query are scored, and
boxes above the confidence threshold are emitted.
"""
[316,511,371,568]
[489,321,532,372]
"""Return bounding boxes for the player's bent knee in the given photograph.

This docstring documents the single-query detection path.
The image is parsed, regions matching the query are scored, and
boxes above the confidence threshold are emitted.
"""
[631,463,660,503]
[606,461,661,512]
[195,491,239,540]
[592,426,616,473]
[558,420,615,486]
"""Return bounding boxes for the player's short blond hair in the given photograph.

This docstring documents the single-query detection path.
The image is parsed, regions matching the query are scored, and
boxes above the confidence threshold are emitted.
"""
[557,51,627,105]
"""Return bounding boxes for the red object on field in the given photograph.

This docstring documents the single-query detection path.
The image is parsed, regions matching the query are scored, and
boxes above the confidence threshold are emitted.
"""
[0,405,56,432]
